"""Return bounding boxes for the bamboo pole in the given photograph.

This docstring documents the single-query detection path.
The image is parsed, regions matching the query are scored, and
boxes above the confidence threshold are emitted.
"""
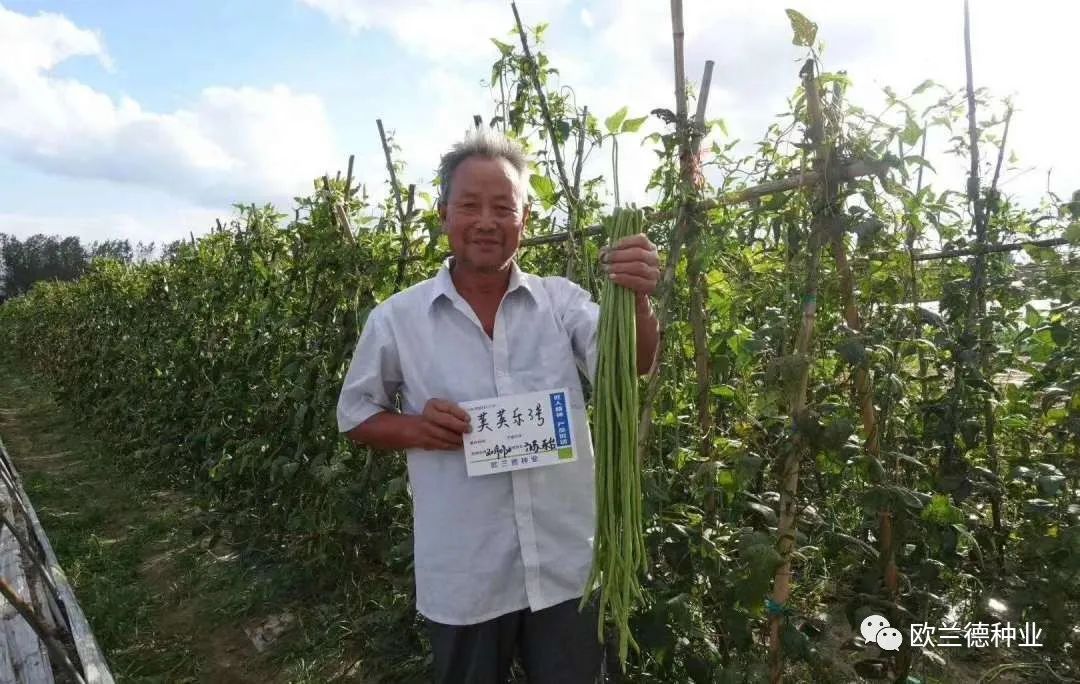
[828,202,910,678]
[685,61,716,474]
[0,510,65,603]
[815,77,899,616]
[0,577,86,684]
[510,2,576,208]
[981,107,1014,566]
[395,185,417,290]
[633,0,699,467]
[567,106,590,281]
[343,154,355,198]
[694,62,715,131]
[963,1,988,306]
[377,120,417,290]
[910,237,1069,261]
[377,120,407,227]
[907,131,931,414]
[0,439,113,683]
[572,106,589,197]
[768,59,832,684]
[959,0,987,370]
[510,1,583,279]
[671,1,687,130]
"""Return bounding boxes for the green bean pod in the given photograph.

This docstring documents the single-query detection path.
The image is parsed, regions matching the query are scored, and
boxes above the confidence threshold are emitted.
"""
[580,207,646,669]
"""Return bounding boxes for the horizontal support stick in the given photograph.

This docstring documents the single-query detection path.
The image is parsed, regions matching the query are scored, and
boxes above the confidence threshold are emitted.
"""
[707,159,889,208]
[401,157,888,263]
[521,225,605,247]
[911,237,1070,261]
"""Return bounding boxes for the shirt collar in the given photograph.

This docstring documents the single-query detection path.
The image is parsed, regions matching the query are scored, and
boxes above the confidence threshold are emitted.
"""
[429,256,534,309]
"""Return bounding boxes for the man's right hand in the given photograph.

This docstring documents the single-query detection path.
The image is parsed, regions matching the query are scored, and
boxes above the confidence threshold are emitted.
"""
[414,398,472,451]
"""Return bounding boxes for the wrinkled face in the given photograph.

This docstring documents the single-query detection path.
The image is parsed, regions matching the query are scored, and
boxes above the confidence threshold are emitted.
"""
[440,156,529,274]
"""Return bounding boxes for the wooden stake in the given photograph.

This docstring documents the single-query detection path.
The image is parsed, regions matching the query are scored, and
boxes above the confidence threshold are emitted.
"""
[376,119,409,228]
[684,60,716,474]
[509,2,576,209]
[1,439,111,683]
[768,59,832,684]
[911,236,1068,261]
[378,119,415,286]
[0,577,87,684]
[694,61,715,132]
[633,0,699,467]
[981,104,1015,568]
[395,184,417,290]
[566,105,590,282]
[510,1,582,277]
[344,154,355,198]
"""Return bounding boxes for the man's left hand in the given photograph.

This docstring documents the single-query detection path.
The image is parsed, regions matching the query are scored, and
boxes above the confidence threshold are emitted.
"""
[600,233,660,296]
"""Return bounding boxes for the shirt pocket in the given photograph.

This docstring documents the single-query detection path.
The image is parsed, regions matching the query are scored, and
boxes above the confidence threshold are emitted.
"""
[511,321,583,405]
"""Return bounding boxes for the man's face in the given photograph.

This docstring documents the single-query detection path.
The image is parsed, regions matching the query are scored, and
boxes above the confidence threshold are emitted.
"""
[440,156,529,274]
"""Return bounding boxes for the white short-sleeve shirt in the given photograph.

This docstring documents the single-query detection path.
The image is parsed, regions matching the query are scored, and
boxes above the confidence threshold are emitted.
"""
[336,257,599,625]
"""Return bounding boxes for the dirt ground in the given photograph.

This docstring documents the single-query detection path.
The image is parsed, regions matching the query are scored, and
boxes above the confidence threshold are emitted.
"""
[0,368,286,683]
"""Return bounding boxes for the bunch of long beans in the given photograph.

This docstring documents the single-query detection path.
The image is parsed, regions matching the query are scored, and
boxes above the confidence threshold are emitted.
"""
[581,207,646,668]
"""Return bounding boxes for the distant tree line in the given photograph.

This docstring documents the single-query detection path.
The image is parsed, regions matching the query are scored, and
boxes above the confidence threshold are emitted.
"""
[0,233,185,302]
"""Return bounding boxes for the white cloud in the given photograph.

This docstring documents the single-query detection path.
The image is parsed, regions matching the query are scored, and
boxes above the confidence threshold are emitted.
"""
[5,0,1077,252]
[0,3,343,208]
[581,0,1080,202]
[0,206,225,250]
[0,3,112,73]
[300,0,1079,213]
[299,0,570,62]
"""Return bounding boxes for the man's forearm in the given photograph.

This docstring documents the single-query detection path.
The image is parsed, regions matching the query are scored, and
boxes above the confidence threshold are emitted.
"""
[345,411,420,451]
[635,292,660,375]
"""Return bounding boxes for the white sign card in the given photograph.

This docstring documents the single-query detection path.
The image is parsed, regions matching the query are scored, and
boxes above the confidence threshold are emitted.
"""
[460,388,577,477]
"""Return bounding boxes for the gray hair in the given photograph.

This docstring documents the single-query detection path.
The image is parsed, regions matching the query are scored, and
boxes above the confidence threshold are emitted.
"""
[437,128,530,208]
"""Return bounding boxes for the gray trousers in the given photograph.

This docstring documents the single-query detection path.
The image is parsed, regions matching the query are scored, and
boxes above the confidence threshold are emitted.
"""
[426,597,606,683]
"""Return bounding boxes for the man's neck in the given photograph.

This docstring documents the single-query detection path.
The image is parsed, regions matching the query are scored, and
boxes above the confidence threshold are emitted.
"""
[450,259,512,299]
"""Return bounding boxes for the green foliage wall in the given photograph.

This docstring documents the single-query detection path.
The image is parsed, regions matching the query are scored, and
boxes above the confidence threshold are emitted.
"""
[2,14,1078,681]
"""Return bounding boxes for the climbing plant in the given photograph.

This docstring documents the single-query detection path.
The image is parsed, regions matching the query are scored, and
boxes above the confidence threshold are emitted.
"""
[1,8,1076,683]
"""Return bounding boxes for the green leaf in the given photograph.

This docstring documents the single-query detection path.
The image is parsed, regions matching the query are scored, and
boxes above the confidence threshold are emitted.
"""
[921,494,964,525]
[836,338,867,365]
[1050,324,1071,346]
[621,115,648,133]
[604,106,629,134]
[911,79,936,95]
[1066,221,1080,245]
[746,502,778,526]
[490,38,514,57]
[740,541,783,599]
[1023,499,1055,517]
[717,469,737,493]
[1037,474,1067,497]
[1025,304,1044,328]
[529,174,557,208]
[711,384,737,400]
[904,155,935,174]
[784,9,818,47]
[901,116,922,146]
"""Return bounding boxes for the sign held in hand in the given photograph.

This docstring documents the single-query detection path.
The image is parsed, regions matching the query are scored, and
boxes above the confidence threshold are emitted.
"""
[459,388,577,477]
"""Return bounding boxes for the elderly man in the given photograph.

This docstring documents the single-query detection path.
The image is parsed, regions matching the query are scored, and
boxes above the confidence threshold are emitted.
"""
[337,129,660,683]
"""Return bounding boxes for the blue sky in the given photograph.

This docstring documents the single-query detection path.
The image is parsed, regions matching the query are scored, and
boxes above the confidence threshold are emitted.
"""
[2,0,1077,250]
